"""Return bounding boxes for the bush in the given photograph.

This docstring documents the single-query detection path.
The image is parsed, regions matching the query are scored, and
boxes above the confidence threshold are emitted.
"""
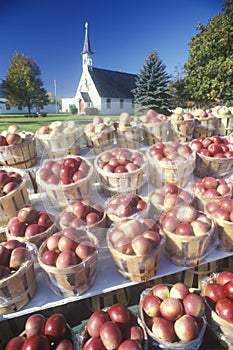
[70,106,78,115]
[84,107,99,115]
[39,113,47,117]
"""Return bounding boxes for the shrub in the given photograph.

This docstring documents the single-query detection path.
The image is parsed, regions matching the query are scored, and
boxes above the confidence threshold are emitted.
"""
[84,107,99,115]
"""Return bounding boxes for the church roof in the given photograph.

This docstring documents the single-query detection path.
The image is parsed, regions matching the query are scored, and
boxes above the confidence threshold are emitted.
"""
[89,67,136,99]
[81,22,93,55]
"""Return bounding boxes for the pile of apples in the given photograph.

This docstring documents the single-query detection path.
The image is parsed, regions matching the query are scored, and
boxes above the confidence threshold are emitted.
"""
[38,156,91,185]
[108,217,161,255]
[36,120,80,137]
[96,148,145,174]
[192,176,231,199]
[81,303,146,350]
[190,135,233,158]
[170,107,195,121]
[0,240,31,280]
[0,124,33,146]
[148,141,193,164]
[205,197,233,222]
[7,205,54,238]
[4,312,75,350]
[140,109,167,123]
[202,270,233,324]
[39,229,97,268]
[150,183,192,209]
[0,169,23,196]
[160,204,213,236]
[84,116,114,137]
[140,282,205,343]
[59,198,105,228]
[106,193,147,221]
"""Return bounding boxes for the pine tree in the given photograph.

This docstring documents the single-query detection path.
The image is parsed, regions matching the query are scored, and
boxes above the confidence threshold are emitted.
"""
[2,52,49,115]
[133,50,171,115]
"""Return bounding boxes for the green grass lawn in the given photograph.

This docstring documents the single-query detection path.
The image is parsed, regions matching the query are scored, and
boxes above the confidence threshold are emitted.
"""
[0,114,119,134]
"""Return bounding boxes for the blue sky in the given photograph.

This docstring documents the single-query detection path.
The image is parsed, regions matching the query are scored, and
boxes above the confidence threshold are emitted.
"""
[1,0,222,98]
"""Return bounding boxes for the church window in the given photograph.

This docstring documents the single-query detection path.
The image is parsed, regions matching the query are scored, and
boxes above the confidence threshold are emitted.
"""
[107,98,111,109]
[120,99,124,108]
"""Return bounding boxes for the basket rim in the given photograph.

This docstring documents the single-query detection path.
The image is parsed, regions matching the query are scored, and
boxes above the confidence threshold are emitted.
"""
[147,146,196,169]
[35,124,81,140]
[0,137,35,151]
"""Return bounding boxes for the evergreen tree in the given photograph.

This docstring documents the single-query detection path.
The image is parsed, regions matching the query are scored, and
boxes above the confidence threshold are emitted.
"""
[2,52,49,115]
[132,50,171,115]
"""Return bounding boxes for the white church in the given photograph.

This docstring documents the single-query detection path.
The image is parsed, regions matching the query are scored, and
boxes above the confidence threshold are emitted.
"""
[61,23,137,115]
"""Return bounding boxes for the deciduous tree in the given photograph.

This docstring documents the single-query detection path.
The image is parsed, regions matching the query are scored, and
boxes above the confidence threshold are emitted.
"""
[2,52,49,115]
[184,0,233,107]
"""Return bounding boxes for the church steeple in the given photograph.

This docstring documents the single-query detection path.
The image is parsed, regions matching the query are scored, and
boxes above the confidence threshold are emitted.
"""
[81,22,93,69]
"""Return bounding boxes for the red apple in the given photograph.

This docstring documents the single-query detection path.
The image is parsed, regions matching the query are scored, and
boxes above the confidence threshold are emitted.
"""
[215,298,233,323]
[183,293,205,317]
[169,282,189,299]
[25,224,44,238]
[17,206,38,224]
[55,249,79,268]
[9,247,30,270]
[4,336,25,350]
[44,313,67,339]
[118,339,142,350]
[152,283,170,300]
[41,250,59,266]
[217,271,233,286]
[25,313,46,338]
[99,321,122,350]
[151,317,176,342]
[75,241,95,260]
[223,280,233,299]
[202,282,226,302]
[83,337,105,350]
[108,303,131,325]
[131,235,151,255]
[159,297,184,321]
[174,314,198,342]
[87,310,110,337]
[142,294,161,317]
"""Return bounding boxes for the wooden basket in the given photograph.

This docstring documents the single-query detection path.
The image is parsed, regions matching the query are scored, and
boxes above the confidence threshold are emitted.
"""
[193,187,232,212]
[115,123,143,149]
[38,232,98,297]
[107,228,164,282]
[193,116,218,138]
[94,149,147,197]
[194,152,233,178]
[201,273,233,347]
[84,126,115,155]
[142,121,173,145]
[0,168,31,227]
[36,156,94,209]
[5,214,58,248]
[0,138,37,169]
[170,119,195,142]
[35,126,81,158]
[0,244,37,315]
[217,115,233,136]
[160,217,215,267]
[139,286,207,350]
[147,146,196,188]
[210,217,233,252]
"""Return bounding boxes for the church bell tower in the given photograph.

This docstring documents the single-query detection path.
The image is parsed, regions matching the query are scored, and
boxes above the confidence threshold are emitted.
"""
[81,22,93,70]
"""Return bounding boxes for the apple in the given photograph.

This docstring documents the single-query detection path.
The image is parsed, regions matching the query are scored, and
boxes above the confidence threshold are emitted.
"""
[169,282,189,299]
[56,339,74,350]
[75,241,95,260]
[58,235,78,252]
[41,249,59,266]
[183,293,205,317]
[108,303,131,325]
[87,310,110,337]
[131,235,151,255]
[46,234,60,251]
[0,245,11,266]
[202,282,226,302]
[17,206,38,224]
[215,298,233,323]
[152,283,170,300]
[0,265,11,279]
[143,230,161,248]
[37,212,54,229]
[126,325,144,343]
[175,222,193,236]
[118,339,142,350]
[159,297,184,321]
[9,247,30,270]
[4,336,25,350]
[7,218,27,237]
[25,313,46,338]
[142,294,161,317]
[83,337,105,350]
[174,314,198,342]
[223,280,233,299]
[86,212,101,226]
[151,317,176,342]
[44,313,67,339]
[217,271,233,286]
[3,181,19,194]
[55,249,79,268]
[99,321,123,350]
[25,224,44,238]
